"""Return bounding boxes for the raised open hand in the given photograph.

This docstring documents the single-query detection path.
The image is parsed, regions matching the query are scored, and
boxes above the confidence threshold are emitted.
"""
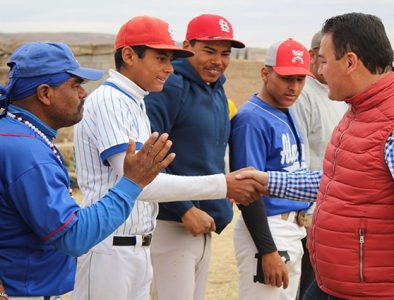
[123,132,176,188]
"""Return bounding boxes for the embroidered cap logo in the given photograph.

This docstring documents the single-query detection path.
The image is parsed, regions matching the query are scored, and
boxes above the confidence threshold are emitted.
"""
[168,25,175,41]
[291,50,304,64]
[219,19,230,33]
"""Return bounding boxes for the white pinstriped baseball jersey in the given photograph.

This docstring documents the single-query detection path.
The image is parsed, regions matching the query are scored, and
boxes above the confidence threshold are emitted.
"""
[74,69,157,236]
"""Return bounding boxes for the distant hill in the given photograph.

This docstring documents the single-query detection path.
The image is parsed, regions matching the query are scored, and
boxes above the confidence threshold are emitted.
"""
[0,32,266,61]
[0,32,116,46]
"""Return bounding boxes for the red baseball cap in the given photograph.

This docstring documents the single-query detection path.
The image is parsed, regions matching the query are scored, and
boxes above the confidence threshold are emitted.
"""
[265,38,313,76]
[115,16,194,58]
[186,14,245,48]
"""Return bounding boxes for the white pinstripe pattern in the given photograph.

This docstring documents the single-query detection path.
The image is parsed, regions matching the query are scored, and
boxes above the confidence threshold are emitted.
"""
[74,69,157,235]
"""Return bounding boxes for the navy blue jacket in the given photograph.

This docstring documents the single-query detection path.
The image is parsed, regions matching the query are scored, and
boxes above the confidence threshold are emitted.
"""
[145,59,233,233]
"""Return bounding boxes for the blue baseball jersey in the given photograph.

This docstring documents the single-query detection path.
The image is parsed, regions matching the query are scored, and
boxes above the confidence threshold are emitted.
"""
[230,95,312,216]
[0,105,80,296]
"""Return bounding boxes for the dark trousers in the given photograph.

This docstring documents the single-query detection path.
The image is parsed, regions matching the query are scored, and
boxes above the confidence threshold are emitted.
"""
[303,280,343,300]
[298,236,315,299]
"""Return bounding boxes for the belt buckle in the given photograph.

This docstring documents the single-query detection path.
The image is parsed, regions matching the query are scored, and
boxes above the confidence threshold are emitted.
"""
[281,211,303,226]
[142,234,152,246]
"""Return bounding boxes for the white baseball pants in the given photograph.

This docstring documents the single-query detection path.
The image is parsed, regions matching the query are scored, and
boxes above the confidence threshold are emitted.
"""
[150,220,211,300]
[234,214,306,300]
[72,237,152,300]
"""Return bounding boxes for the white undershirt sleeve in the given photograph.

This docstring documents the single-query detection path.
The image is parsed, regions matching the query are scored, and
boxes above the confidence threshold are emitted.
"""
[107,151,125,178]
[107,151,227,203]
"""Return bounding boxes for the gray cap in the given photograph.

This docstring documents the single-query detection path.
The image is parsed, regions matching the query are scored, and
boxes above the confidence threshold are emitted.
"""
[311,30,323,49]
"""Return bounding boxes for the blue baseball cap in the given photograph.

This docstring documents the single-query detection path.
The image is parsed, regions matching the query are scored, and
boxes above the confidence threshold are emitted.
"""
[7,42,104,80]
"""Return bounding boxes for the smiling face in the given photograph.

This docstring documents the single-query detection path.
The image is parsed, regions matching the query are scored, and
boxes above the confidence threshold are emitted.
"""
[317,33,350,100]
[122,47,174,92]
[184,40,232,83]
[259,67,306,109]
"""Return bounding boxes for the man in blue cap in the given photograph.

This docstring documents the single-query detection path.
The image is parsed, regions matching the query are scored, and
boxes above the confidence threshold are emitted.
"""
[0,42,174,299]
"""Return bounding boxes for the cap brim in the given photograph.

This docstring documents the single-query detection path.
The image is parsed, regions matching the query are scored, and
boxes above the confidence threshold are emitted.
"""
[68,67,104,81]
[146,44,194,58]
[273,66,314,77]
[193,37,245,48]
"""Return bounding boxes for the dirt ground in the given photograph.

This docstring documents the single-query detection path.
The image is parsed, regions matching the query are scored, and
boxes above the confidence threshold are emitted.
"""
[205,208,240,300]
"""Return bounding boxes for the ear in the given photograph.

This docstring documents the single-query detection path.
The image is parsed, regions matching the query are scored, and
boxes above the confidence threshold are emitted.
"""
[183,40,191,50]
[309,48,318,64]
[260,66,269,82]
[122,46,136,67]
[345,52,358,74]
[35,84,52,106]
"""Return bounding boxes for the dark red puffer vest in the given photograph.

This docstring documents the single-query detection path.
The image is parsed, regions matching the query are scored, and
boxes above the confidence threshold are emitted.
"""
[308,73,394,299]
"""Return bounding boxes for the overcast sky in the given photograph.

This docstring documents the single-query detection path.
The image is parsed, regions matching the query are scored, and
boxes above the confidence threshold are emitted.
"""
[2,0,393,48]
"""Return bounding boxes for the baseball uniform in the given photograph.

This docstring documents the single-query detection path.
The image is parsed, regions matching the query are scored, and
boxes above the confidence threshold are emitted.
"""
[230,95,313,300]
[72,69,227,300]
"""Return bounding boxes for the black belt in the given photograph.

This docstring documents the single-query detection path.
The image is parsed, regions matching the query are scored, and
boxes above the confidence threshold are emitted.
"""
[113,234,152,246]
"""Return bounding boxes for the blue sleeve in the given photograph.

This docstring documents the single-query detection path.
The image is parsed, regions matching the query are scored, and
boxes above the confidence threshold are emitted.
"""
[230,113,268,172]
[100,142,143,166]
[52,177,141,257]
[8,162,80,243]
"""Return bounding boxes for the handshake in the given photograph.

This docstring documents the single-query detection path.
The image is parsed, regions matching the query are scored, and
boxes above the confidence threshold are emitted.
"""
[123,132,270,206]
[225,167,269,205]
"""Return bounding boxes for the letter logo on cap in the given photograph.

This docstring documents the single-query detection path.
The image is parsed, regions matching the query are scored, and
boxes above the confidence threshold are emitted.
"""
[219,19,230,33]
[168,25,175,41]
[291,50,304,64]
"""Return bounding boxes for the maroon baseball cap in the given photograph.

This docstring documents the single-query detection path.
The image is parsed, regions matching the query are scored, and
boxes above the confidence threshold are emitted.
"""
[115,16,194,58]
[186,14,245,48]
[265,38,312,76]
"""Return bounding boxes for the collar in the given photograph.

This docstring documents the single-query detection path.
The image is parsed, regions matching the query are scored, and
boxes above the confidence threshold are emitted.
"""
[249,94,292,119]
[7,104,57,140]
[347,72,394,111]
[107,69,148,103]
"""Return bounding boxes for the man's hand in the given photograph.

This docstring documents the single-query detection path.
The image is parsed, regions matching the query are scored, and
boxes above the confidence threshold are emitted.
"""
[226,167,267,205]
[262,251,289,289]
[123,132,175,188]
[181,207,216,236]
[235,169,269,193]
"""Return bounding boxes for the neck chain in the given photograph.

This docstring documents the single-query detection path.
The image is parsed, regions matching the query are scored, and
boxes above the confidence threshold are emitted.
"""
[7,112,73,196]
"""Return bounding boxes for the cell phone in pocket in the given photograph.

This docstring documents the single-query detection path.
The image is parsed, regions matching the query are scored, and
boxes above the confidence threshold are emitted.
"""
[253,251,290,283]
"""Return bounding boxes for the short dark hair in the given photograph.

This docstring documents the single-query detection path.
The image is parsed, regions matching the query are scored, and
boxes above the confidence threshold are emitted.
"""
[322,12,393,74]
[114,45,148,70]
